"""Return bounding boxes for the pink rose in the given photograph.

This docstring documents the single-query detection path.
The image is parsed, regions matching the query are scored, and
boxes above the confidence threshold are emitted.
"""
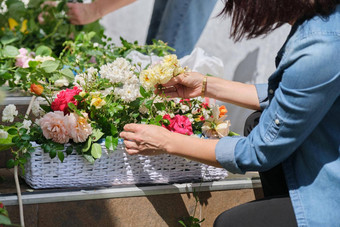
[39,111,70,144]
[66,113,92,143]
[51,87,82,114]
[162,114,193,135]
[15,48,34,68]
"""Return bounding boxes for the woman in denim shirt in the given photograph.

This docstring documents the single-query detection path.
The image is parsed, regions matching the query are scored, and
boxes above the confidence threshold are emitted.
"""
[120,0,340,226]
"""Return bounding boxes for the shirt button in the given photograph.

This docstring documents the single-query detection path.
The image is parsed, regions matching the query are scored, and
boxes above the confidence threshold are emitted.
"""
[269,89,274,94]
[275,119,280,125]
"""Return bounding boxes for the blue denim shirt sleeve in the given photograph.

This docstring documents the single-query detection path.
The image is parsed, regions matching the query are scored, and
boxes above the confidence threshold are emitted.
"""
[255,84,269,110]
[215,26,340,174]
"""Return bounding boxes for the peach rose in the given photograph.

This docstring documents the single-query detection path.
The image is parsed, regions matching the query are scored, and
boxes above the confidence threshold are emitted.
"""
[66,113,92,143]
[30,83,44,96]
[39,111,70,144]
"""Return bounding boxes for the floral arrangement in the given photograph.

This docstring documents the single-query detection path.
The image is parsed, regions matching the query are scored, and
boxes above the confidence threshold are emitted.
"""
[0,51,233,169]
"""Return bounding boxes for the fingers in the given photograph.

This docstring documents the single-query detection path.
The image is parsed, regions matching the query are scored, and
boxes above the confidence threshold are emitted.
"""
[155,85,179,97]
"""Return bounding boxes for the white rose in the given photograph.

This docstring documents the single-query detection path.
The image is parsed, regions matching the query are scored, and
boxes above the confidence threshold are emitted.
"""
[0,129,8,139]
[2,104,18,122]
[54,77,70,87]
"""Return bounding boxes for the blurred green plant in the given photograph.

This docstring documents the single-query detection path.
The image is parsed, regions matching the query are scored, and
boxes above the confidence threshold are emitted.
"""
[0,0,104,56]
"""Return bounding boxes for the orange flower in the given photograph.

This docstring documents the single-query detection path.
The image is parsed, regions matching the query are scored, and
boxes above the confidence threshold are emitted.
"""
[30,84,44,96]
[219,105,228,118]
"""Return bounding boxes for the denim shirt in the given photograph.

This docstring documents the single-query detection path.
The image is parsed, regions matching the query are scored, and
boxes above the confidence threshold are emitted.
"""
[215,5,340,227]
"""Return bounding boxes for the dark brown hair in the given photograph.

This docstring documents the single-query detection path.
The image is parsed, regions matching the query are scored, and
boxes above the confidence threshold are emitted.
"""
[220,0,340,41]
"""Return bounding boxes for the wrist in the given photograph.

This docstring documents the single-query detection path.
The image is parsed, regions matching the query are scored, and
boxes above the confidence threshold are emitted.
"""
[200,76,207,97]
[91,1,103,20]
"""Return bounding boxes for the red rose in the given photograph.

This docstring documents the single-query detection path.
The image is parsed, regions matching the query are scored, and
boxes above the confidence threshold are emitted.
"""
[51,87,81,114]
[162,114,193,135]
[0,202,4,208]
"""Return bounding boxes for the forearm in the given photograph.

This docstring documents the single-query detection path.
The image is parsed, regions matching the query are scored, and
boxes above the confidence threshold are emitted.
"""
[166,133,222,168]
[92,0,136,18]
[205,76,261,110]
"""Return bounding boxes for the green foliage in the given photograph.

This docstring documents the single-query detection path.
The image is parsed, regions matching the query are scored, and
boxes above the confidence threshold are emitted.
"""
[0,0,104,56]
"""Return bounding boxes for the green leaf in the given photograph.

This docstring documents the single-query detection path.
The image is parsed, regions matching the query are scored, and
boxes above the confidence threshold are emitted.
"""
[155,115,163,123]
[91,129,104,142]
[82,137,92,152]
[0,214,12,225]
[91,143,102,159]
[49,149,57,159]
[6,159,15,168]
[140,86,148,98]
[110,125,118,137]
[83,154,95,164]
[35,46,52,56]
[60,68,75,80]
[1,35,18,45]
[178,220,186,227]
[21,134,30,141]
[228,131,240,136]
[66,146,73,155]
[6,128,17,135]
[2,45,19,58]
[105,136,118,152]
[58,151,65,162]
[40,60,60,73]
[28,60,40,69]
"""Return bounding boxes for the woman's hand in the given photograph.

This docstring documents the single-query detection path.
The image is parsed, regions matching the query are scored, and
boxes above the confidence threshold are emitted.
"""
[67,2,101,25]
[156,72,205,99]
[119,124,173,156]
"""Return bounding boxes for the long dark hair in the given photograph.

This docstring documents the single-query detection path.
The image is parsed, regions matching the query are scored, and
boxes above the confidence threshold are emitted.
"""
[220,0,340,41]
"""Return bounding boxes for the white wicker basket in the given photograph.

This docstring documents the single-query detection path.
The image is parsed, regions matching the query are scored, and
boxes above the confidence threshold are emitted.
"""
[23,141,228,189]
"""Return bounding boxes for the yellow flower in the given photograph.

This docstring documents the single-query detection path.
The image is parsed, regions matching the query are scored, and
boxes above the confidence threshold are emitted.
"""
[20,19,28,34]
[8,18,19,30]
[8,18,28,34]
[90,97,106,109]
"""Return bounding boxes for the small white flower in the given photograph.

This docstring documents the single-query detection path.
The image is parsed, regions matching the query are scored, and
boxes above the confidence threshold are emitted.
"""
[93,42,99,47]
[156,110,167,116]
[32,100,42,117]
[180,104,190,113]
[21,119,32,130]
[54,77,69,87]
[2,104,18,122]
[0,129,8,139]
[34,55,55,62]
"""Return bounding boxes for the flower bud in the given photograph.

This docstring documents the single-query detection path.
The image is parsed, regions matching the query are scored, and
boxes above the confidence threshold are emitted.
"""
[30,84,44,96]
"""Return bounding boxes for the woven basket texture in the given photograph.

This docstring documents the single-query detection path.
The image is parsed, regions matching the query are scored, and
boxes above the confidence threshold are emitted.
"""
[23,142,228,189]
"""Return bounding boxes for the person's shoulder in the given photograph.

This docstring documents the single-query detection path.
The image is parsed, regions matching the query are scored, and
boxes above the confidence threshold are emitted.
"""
[296,5,340,40]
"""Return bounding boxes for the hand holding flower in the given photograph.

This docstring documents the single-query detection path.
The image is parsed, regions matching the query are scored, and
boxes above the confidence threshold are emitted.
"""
[156,72,205,99]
